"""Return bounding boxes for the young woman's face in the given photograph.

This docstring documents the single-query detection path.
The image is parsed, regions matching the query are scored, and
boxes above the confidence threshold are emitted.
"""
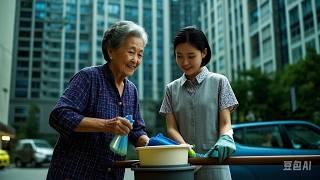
[175,42,207,79]
[108,36,144,77]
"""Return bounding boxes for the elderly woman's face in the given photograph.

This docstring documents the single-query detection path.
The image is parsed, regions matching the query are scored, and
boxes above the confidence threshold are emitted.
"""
[108,36,144,77]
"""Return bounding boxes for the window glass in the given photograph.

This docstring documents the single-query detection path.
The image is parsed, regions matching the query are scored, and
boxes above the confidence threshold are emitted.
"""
[234,125,284,148]
[34,140,52,148]
[285,124,320,149]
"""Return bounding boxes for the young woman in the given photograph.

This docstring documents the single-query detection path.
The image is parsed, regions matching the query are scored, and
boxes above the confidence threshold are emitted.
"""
[159,26,238,179]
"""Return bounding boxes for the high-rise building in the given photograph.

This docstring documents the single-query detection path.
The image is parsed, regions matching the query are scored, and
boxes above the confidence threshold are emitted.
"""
[199,0,320,81]
[199,0,286,80]
[170,0,201,80]
[0,0,16,146]
[286,0,320,64]
[10,0,170,135]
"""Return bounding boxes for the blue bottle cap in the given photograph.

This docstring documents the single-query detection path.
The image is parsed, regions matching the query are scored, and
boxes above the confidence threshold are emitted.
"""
[125,115,134,124]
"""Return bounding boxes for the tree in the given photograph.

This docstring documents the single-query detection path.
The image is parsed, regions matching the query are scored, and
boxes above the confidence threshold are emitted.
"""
[232,68,273,122]
[232,48,320,124]
[280,48,320,122]
[16,105,40,139]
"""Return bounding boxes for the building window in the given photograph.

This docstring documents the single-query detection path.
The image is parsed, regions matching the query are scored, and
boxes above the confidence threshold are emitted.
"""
[80,33,89,40]
[33,51,41,58]
[80,5,90,13]
[32,81,40,88]
[218,37,224,50]
[316,0,320,28]
[80,42,89,51]
[218,4,222,18]
[306,39,315,50]
[15,80,28,89]
[97,1,104,15]
[35,22,44,29]
[289,6,301,42]
[218,21,223,34]
[125,6,138,22]
[15,90,28,98]
[14,116,27,123]
[264,60,273,73]
[17,60,29,68]
[64,52,75,60]
[35,11,45,20]
[249,0,258,25]
[251,33,260,59]
[108,3,120,18]
[19,30,30,38]
[261,1,270,22]
[32,71,40,78]
[34,41,42,48]
[302,0,314,36]
[33,61,41,68]
[20,21,31,28]
[65,42,75,49]
[31,91,40,98]
[79,52,89,60]
[218,56,225,71]
[292,46,302,63]
[18,40,29,47]
[18,50,29,58]
[65,32,75,40]
[262,25,271,40]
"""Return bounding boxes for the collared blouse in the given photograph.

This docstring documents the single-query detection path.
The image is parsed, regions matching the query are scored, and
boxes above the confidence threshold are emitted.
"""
[160,66,238,114]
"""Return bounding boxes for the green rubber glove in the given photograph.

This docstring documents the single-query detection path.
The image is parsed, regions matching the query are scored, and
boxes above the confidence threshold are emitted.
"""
[204,134,236,163]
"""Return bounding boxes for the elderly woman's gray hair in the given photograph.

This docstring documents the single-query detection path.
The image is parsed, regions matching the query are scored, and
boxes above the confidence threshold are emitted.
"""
[102,20,148,62]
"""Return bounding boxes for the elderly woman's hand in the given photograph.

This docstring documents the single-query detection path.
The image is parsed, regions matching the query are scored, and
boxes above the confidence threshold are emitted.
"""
[105,117,133,135]
[136,135,149,147]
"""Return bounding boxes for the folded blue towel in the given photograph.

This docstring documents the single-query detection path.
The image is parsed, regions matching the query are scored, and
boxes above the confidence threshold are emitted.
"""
[148,133,178,146]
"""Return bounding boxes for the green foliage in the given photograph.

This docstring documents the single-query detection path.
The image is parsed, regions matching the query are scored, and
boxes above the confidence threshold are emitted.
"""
[140,99,166,136]
[232,49,320,125]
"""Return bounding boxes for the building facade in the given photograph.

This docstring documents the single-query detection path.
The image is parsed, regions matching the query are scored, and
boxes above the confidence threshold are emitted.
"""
[10,0,320,136]
[170,0,201,80]
[0,0,16,147]
[286,0,320,63]
[10,0,170,135]
[199,0,320,81]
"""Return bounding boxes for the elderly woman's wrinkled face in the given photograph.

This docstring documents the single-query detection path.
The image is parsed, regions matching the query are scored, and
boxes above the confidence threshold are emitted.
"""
[108,36,144,77]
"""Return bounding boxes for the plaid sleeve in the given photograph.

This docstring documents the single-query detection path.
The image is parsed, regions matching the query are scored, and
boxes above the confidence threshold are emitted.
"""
[128,87,147,146]
[49,70,91,137]
[159,85,173,115]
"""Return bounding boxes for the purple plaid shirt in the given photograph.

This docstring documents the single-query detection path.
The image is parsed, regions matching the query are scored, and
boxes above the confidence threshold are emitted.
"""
[47,63,147,180]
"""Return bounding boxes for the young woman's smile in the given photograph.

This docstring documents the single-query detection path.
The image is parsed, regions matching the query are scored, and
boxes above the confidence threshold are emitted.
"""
[175,42,207,80]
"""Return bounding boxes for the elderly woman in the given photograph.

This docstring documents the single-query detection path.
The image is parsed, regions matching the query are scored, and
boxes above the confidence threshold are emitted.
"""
[47,21,149,180]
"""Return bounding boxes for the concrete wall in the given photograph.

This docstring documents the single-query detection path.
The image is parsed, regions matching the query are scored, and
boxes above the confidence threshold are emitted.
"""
[0,0,16,126]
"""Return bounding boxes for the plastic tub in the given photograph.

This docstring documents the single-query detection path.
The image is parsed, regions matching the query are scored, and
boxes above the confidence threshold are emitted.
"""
[136,144,190,166]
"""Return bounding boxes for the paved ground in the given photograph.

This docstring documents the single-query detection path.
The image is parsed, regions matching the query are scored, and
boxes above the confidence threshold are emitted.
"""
[124,168,135,180]
[0,165,135,180]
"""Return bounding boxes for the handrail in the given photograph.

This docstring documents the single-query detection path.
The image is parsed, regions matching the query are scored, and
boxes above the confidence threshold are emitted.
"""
[114,155,320,168]
[189,155,320,165]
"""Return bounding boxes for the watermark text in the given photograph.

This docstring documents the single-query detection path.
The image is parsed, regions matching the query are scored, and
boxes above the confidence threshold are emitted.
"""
[283,160,311,171]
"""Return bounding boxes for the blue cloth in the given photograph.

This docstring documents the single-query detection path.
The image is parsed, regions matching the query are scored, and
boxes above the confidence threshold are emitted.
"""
[148,133,178,146]
[47,63,147,180]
